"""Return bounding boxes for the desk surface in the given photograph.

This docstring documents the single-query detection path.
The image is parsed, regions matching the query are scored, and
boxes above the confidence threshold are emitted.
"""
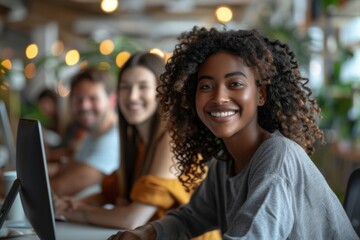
[56,221,120,240]
[1,220,121,240]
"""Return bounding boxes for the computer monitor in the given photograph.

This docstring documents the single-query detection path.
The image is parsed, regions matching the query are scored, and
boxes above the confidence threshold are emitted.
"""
[0,101,16,169]
[0,118,123,240]
[0,118,56,239]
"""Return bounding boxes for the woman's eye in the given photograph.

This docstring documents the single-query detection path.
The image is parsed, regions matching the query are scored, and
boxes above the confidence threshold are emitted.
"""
[230,81,244,88]
[198,84,212,90]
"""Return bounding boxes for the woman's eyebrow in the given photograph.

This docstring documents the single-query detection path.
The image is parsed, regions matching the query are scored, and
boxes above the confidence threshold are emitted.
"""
[198,71,247,81]
[198,75,213,81]
[225,71,246,78]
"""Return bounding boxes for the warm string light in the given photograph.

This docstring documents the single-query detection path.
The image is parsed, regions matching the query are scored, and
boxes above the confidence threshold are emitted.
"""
[25,43,39,59]
[1,59,12,70]
[115,51,131,68]
[150,48,165,59]
[99,39,115,55]
[24,63,36,79]
[65,49,80,66]
[101,0,118,13]
[215,6,233,23]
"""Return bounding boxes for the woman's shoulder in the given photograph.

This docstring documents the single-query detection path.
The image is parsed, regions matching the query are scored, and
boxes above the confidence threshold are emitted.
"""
[249,131,310,175]
[260,130,305,154]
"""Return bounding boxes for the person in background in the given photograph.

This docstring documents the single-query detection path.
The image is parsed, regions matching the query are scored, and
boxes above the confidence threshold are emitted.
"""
[108,27,358,240]
[24,88,63,149]
[55,52,219,239]
[31,88,85,168]
[36,88,85,170]
[36,89,60,135]
[50,67,119,197]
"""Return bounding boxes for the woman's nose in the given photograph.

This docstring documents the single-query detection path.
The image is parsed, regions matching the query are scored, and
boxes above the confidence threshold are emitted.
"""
[213,86,230,104]
[129,86,139,101]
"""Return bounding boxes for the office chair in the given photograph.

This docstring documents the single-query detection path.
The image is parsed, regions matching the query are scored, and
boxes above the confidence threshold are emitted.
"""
[344,168,360,236]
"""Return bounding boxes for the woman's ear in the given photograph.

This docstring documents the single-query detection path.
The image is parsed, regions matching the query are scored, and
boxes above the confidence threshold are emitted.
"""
[258,87,266,106]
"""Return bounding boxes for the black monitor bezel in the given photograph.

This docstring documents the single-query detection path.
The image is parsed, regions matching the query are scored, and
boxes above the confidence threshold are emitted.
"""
[16,118,56,240]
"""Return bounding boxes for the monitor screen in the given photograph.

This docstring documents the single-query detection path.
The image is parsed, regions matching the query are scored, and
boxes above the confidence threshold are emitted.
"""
[16,118,56,240]
[0,101,16,169]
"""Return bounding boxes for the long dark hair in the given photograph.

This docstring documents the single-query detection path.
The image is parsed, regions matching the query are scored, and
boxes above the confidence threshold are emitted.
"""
[116,52,166,199]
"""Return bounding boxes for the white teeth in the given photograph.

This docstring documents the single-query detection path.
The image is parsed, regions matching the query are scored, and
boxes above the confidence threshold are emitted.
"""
[210,111,235,118]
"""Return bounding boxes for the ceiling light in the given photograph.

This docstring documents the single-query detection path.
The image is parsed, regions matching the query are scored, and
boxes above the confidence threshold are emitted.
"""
[215,6,233,23]
[101,0,118,13]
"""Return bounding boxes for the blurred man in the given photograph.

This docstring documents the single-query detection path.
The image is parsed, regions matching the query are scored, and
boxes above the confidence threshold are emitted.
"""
[50,68,119,197]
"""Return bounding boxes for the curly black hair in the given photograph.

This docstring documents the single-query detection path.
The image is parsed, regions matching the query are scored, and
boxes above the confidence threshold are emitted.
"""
[157,26,324,191]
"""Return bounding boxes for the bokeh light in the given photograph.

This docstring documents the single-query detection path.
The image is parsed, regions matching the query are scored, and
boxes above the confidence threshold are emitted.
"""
[26,44,39,59]
[1,59,12,70]
[215,6,233,23]
[116,51,131,68]
[24,63,36,79]
[150,48,165,59]
[99,39,115,55]
[101,0,118,13]
[65,49,80,66]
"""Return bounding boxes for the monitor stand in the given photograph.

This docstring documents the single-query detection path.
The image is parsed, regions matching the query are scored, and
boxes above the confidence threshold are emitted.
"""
[0,178,21,229]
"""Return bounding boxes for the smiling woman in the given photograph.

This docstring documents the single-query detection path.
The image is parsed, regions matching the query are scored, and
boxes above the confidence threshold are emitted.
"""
[107,26,359,240]
[118,66,158,125]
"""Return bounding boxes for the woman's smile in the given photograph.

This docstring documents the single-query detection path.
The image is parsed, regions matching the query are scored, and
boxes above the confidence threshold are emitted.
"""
[209,110,237,118]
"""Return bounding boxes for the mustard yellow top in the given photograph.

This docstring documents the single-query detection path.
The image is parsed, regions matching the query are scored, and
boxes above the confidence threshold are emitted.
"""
[130,175,190,220]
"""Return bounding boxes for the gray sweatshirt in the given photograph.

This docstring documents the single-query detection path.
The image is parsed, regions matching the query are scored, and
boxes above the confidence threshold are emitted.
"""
[152,131,359,239]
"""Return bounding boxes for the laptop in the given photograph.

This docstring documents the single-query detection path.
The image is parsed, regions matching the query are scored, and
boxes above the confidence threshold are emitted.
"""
[0,118,119,239]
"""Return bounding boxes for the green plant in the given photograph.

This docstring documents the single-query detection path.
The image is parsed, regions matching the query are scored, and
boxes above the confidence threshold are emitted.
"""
[315,43,355,140]
[316,82,353,139]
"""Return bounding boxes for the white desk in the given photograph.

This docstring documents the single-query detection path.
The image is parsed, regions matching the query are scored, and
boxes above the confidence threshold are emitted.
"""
[56,221,120,240]
[1,220,121,239]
